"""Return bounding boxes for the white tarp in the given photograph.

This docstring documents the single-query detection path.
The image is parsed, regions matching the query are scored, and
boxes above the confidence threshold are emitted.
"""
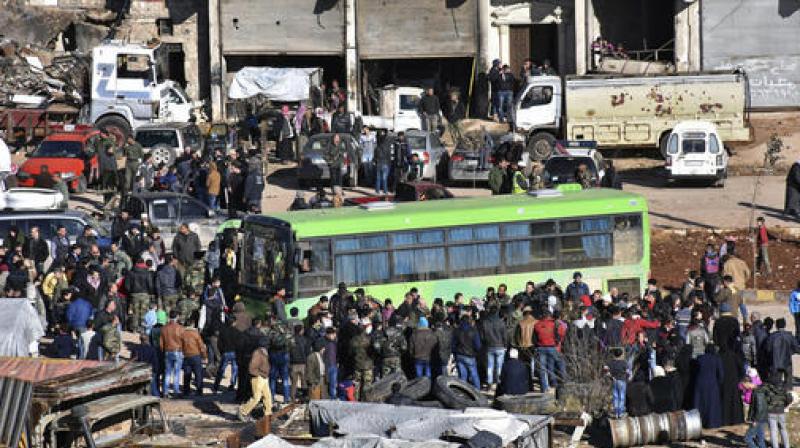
[228,67,319,101]
[0,298,45,357]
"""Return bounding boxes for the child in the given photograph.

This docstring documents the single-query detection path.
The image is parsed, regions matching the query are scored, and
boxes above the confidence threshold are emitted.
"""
[745,379,768,448]
[607,347,630,418]
[764,375,793,448]
[739,368,762,409]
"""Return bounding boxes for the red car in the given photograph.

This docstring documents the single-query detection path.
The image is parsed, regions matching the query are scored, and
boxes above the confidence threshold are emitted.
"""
[17,127,101,192]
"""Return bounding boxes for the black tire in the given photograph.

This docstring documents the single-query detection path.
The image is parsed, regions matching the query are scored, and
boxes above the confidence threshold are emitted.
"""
[361,371,407,403]
[414,400,444,408]
[494,393,557,415]
[433,376,489,409]
[658,131,672,159]
[399,377,431,400]
[95,115,131,147]
[526,132,557,161]
[73,175,87,194]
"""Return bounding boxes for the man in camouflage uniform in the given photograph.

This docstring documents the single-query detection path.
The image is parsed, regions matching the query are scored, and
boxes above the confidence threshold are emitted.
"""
[529,162,546,190]
[350,321,375,400]
[378,316,407,377]
[96,131,118,193]
[575,163,593,189]
[124,257,154,332]
[267,317,293,404]
[122,135,144,196]
[185,253,206,297]
[176,292,200,326]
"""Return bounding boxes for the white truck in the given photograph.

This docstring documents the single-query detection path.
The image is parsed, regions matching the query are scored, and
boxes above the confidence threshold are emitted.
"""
[361,86,423,133]
[88,41,201,144]
[514,71,751,160]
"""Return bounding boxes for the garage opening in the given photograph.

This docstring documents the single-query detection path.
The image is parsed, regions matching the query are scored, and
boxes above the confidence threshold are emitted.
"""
[591,0,675,63]
[360,57,474,116]
[225,55,346,92]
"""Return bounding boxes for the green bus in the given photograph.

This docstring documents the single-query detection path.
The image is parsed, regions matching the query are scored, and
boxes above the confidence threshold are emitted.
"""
[240,188,650,317]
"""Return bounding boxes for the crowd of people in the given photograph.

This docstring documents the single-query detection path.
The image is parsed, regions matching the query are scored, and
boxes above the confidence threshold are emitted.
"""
[4,208,797,446]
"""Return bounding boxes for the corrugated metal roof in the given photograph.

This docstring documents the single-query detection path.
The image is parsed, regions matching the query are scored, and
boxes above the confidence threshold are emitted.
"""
[0,357,105,383]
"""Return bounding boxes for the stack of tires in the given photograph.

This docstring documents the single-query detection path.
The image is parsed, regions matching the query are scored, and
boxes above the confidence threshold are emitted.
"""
[360,373,489,410]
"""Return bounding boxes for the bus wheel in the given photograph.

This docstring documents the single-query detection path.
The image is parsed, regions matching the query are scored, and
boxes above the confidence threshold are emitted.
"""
[526,133,556,161]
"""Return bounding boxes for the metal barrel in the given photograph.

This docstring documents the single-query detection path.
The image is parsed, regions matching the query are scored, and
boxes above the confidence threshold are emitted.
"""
[610,410,703,448]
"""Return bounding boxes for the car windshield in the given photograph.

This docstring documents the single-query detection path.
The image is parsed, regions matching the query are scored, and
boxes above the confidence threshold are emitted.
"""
[545,157,597,180]
[33,141,83,158]
[406,136,427,150]
[135,130,179,148]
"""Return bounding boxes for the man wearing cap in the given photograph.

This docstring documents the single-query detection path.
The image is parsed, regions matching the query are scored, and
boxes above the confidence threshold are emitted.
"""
[497,348,529,396]
[409,316,437,378]
[239,336,272,421]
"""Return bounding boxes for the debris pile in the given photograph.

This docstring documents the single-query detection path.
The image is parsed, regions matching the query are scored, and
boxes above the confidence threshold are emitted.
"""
[0,41,91,107]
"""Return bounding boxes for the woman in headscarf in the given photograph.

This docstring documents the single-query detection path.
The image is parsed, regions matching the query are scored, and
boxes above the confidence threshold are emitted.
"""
[693,344,724,428]
[784,158,800,217]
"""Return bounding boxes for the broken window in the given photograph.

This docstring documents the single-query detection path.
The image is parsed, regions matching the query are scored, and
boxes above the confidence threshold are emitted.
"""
[116,54,152,81]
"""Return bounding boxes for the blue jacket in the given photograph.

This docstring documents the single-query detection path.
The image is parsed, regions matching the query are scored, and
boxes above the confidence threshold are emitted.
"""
[790,289,800,314]
[66,297,93,330]
[565,281,591,304]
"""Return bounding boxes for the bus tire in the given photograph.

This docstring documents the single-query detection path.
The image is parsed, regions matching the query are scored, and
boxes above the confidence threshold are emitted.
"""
[433,376,488,409]
[399,377,431,400]
[659,131,671,159]
[526,132,556,161]
[361,371,407,403]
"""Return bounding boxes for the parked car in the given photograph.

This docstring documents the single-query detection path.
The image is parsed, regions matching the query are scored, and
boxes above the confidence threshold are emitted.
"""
[16,127,102,192]
[120,191,224,247]
[297,133,361,188]
[0,210,112,248]
[543,145,605,187]
[404,130,446,181]
[134,122,204,167]
[344,181,454,206]
[447,133,524,184]
[665,121,728,187]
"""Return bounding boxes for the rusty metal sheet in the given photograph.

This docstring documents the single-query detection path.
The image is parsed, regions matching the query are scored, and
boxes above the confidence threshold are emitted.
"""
[77,394,161,424]
[0,357,105,383]
[0,376,33,448]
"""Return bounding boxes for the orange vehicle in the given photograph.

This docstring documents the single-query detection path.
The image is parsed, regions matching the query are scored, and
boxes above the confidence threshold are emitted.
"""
[16,127,102,193]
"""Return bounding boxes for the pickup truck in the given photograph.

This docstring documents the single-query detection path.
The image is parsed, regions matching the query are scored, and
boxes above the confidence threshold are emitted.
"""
[361,86,423,133]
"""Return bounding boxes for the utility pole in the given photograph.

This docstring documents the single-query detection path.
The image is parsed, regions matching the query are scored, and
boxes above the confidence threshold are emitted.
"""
[344,0,359,113]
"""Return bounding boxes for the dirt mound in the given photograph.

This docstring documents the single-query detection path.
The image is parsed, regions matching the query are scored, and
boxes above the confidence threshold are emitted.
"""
[651,228,800,291]
[728,111,800,175]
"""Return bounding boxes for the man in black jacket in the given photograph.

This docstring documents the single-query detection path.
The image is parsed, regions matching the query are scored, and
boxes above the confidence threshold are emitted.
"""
[496,65,516,123]
[452,314,482,389]
[125,258,155,332]
[497,348,529,396]
[23,226,49,274]
[481,306,508,389]
[418,87,441,133]
[289,323,311,402]
[766,318,800,390]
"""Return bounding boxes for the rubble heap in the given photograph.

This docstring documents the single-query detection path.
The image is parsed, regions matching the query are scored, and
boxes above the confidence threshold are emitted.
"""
[0,41,91,107]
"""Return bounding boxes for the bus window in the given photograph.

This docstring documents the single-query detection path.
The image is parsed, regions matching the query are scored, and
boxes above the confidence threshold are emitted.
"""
[505,238,557,272]
[449,243,500,275]
[613,214,643,264]
[335,252,389,284]
[299,239,333,292]
[393,247,446,281]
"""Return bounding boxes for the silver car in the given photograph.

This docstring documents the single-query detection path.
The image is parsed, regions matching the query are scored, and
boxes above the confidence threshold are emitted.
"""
[134,122,204,167]
[404,130,446,182]
[297,133,361,188]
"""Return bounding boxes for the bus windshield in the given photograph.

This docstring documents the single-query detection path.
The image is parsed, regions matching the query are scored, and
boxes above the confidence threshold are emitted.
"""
[241,224,291,293]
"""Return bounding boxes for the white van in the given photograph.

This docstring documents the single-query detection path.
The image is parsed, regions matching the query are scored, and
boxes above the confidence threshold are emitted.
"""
[665,121,728,187]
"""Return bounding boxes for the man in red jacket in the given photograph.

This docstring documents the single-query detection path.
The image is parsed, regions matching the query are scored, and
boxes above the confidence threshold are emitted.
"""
[621,310,660,345]
[533,310,564,393]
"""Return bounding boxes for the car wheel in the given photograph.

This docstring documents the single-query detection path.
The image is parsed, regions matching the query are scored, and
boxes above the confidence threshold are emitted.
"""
[151,143,176,166]
[526,133,556,161]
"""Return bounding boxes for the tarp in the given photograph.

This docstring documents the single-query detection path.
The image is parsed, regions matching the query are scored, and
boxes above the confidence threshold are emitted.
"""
[248,435,457,448]
[0,299,45,357]
[228,67,319,101]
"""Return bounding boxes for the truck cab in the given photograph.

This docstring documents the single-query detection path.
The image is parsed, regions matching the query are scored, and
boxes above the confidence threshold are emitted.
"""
[361,86,423,133]
[665,121,728,187]
[514,76,563,161]
[89,41,200,145]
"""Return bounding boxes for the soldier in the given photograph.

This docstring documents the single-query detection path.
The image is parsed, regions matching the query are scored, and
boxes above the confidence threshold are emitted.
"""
[378,315,407,377]
[575,163,593,189]
[96,131,118,193]
[185,251,207,297]
[122,134,144,196]
[176,291,200,326]
[350,320,375,400]
[323,133,346,196]
[267,317,292,404]
[124,257,155,333]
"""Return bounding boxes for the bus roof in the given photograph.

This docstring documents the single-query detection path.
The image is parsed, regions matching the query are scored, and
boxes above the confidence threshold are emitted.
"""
[248,188,648,239]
